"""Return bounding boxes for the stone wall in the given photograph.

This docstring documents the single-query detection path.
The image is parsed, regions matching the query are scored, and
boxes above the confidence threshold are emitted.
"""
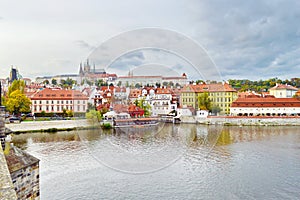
[205,117,300,126]
[0,106,6,150]
[10,161,40,199]
[0,106,17,200]
[5,145,40,200]
[180,115,300,126]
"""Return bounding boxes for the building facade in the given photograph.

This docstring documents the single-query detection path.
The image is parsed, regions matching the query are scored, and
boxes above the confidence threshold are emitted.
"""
[269,83,298,98]
[30,88,88,114]
[230,97,300,116]
[180,83,237,115]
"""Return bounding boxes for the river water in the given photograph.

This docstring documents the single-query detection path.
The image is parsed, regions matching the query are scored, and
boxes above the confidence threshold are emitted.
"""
[12,124,300,200]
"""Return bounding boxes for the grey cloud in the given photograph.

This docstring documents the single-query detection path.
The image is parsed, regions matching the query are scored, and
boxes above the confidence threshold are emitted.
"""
[75,40,96,51]
[189,0,300,79]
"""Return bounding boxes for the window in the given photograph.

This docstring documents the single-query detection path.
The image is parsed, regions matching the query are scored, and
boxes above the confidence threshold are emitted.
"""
[61,106,64,111]
[34,100,37,104]
[39,106,42,111]
[57,106,59,111]
[39,100,42,104]
[83,105,86,111]
[66,100,69,104]
[77,105,80,111]
[51,100,54,104]
[61,100,64,104]
[34,106,37,111]
[46,106,49,111]
[77,100,80,104]
[70,100,72,104]
[46,100,49,104]
[57,100,59,104]
[51,106,54,111]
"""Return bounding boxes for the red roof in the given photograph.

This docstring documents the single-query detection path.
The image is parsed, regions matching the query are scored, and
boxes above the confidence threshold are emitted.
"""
[269,84,298,91]
[156,88,171,94]
[231,97,300,107]
[31,88,88,100]
[182,83,236,93]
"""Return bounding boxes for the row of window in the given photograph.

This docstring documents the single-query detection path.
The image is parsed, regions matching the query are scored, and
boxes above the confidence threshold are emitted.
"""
[33,100,85,104]
[33,105,86,112]
[182,92,236,97]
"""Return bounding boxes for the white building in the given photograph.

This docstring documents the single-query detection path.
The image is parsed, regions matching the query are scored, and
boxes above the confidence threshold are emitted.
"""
[269,83,298,98]
[30,88,88,114]
[150,88,177,116]
[117,73,188,87]
[230,97,300,116]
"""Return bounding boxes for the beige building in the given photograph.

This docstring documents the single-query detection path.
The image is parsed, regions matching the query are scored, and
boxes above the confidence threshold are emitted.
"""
[180,83,237,115]
[269,83,298,98]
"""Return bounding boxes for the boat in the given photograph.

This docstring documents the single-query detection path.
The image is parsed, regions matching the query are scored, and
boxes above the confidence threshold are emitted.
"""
[102,111,159,128]
[113,117,159,128]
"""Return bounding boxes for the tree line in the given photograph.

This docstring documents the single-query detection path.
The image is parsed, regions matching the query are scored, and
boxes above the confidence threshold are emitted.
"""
[228,78,300,92]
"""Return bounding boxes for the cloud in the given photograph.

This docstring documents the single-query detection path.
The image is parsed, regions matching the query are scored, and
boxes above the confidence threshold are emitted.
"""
[109,51,145,71]
[75,40,96,51]
[188,0,300,80]
[1,0,300,80]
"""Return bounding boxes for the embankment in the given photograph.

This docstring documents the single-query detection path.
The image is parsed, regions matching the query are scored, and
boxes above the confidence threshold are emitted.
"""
[6,119,97,133]
[181,116,300,126]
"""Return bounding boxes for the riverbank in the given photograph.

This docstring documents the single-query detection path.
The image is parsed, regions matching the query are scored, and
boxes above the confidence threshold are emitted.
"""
[6,119,98,134]
[180,116,300,126]
[6,116,300,134]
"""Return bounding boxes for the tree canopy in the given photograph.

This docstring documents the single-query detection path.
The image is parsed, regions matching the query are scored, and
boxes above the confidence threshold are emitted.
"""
[228,77,300,92]
[8,80,25,96]
[198,92,212,110]
[5,90,31,115]
[134,98,151,117]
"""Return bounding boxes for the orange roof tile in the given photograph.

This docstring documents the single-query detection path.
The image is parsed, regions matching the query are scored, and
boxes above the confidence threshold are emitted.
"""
[31,88,88,100]
[232,97,300,107]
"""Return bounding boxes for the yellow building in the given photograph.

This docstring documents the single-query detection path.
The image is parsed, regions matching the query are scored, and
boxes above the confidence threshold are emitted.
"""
[180,83,237,114]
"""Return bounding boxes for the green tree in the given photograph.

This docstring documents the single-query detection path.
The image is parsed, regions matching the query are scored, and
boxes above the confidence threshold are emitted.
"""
[135,83,141,88]
[43,80,49,85]
[211,105,221,115]
[51,79,57,85]
[5,90,31,115]
[87,102,95,112]
[66,110,74,117]
[135,98,151,117]
[86,110,102,122]
[198,92,212,110]
[8,80,25,96]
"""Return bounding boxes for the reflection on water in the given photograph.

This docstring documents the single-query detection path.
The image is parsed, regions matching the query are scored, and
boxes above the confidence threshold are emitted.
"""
[12,124,300,200]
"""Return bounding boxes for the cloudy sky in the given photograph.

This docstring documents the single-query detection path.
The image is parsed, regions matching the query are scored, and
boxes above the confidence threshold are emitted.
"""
[0,0,300,81]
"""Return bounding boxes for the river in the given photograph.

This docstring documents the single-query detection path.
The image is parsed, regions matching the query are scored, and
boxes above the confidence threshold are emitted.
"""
[12,123,300,200]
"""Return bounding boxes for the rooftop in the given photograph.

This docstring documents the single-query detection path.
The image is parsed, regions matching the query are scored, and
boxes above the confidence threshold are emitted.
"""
[232,97,300,107]
[31,88,88,100]
[269,83,298,91]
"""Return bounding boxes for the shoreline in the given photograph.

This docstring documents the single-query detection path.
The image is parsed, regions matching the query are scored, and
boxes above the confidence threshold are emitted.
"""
[5,116,300,134]
[182,116,300,126]
[5,119,100,134]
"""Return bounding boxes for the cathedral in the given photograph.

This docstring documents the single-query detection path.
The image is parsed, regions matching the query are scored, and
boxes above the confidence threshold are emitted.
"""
[79,59,106,76]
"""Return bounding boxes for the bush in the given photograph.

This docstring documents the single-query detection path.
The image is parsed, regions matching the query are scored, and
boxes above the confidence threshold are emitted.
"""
[86,110,102,122]
[101,123,112,129]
